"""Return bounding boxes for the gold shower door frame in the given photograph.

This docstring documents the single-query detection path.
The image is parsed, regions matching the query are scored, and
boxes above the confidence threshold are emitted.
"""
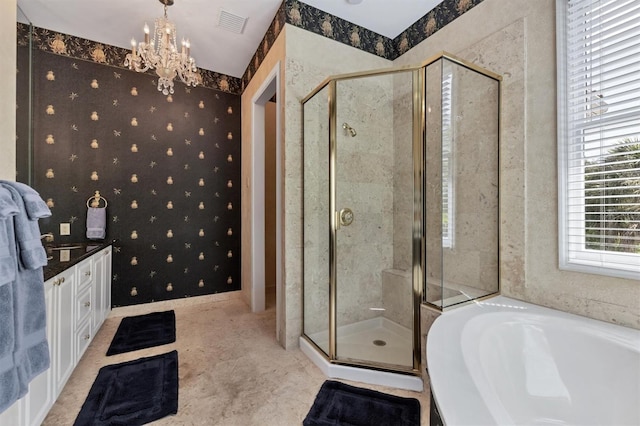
[301,52,501,376]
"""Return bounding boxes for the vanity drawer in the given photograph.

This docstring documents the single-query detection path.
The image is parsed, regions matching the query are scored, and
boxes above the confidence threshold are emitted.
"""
[75,320,92,361]
[76,258,93,291]
[75,286,92,328]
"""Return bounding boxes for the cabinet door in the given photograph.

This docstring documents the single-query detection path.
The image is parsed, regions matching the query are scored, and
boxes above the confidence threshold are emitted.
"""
[24,280,55,426]
[75,258,93,294]
[92,253,104,330]
[52,268,75,397]
[95,247,112,325]
[0,398,23,425]
[104,248,112,316]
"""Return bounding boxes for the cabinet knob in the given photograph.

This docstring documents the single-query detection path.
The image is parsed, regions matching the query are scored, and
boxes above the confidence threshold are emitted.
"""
[53,278,59,286]
[84,334,90,340]
[85,271,91,277]
[84,301,91,308]
[61,277,65,283]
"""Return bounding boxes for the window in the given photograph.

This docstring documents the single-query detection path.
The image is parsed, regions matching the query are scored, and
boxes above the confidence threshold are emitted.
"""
[442,70,455,248]
[557,0,640,279]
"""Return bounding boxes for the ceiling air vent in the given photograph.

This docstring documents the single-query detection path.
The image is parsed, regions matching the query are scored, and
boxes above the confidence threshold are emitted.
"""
[218,9,248,34]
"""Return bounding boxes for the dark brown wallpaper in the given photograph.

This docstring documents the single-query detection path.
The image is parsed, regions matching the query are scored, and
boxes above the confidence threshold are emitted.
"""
[16,0,484,307]
[241,0,486,90]
[26,50,241,307]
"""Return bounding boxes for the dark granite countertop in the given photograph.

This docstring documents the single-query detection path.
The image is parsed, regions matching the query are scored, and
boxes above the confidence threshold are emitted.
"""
[44,240,114,281]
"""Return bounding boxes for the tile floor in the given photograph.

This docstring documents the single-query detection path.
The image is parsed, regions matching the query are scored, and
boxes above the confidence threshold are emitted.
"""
[43,294,431,425]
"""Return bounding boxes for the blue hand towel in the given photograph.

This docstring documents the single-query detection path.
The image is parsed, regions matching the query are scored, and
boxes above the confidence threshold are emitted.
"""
[86,207,106,240]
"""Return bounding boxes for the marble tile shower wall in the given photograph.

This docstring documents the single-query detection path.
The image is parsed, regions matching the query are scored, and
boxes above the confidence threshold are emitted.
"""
[302,74,397,334]
[302,87,330,336]
[391,72,415,273]
[18,27,242,307]
[334,75,395,326]
[442,64,499,293]
[424,61,499,296]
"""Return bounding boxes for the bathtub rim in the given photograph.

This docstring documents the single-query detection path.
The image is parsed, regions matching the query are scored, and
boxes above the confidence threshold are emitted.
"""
[426,295,640,426]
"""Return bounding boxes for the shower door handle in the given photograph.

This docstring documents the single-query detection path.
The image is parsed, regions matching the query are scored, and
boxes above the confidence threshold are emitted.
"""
[339,208,354,227]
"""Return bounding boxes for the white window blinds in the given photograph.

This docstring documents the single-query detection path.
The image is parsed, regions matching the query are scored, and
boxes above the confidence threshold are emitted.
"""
[442,70,454,248]
[559,0,640,278]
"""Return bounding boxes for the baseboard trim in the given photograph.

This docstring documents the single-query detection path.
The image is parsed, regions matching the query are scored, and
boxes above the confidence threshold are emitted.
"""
[109,291,243,318]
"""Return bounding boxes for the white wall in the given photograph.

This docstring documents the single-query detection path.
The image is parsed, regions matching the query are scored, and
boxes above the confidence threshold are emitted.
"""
[241,31,286,342]
[0,0,17,181]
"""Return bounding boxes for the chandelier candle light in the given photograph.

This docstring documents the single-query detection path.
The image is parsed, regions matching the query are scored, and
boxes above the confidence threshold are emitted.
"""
[125,0,200,95]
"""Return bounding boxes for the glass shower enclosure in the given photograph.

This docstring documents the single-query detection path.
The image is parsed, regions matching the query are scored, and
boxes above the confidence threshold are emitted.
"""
[302,53,501,375]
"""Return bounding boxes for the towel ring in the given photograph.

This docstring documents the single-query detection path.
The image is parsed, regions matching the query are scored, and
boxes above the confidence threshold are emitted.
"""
[86,191,108,208]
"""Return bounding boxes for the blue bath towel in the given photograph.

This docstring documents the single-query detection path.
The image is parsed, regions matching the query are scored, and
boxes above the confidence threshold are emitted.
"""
[0,189,19,409]
[0,182,50,269]
[0,183,50,414]
[0,187,19,219]
[0,217,20,413]
[0,181,50,220]
[0,187,18,286]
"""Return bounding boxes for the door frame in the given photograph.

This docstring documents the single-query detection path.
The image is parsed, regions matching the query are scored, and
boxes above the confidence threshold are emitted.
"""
[250,63,282,341]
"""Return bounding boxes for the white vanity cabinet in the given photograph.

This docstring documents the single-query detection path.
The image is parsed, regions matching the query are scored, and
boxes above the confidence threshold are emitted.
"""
[52,266,77,397]
[0,245,112,426]
[92,247,112,331]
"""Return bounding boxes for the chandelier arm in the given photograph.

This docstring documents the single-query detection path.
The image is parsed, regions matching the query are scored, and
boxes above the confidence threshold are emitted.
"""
[125,0,199,96]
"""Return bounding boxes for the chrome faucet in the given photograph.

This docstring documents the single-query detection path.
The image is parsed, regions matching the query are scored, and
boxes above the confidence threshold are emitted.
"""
[40,233,54,243]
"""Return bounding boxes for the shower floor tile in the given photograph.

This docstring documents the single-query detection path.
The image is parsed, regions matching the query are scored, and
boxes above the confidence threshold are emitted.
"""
[311,317,414,367]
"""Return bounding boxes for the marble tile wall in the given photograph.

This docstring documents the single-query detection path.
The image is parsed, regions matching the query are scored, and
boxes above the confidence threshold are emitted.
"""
[299,64,401,335]
[424,60,444,301]
[382,269,413,329]
[302,84,330,338]
[395,0,640,328]
[440,61,499,295]
[283,25,391,348]
[391,72,415,273]
[334,74,395,327]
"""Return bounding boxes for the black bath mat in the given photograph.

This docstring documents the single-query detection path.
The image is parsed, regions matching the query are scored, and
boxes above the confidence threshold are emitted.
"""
[106,310,176,356]
[74,350,178,426]
[304,380,420,426]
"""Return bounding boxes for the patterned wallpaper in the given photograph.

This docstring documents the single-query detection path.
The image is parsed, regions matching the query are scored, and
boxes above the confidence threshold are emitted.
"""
[241,0,485,90]
[15,0,482,307]
[393,0,485,56]
[19,45,241,307]
[17,24,242,96]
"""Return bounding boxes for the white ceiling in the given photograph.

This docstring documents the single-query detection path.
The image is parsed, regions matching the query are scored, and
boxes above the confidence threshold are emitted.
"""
[16,0,443,78]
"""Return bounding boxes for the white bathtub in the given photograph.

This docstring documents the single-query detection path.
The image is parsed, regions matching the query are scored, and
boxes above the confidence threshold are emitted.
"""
[427,295,640,425]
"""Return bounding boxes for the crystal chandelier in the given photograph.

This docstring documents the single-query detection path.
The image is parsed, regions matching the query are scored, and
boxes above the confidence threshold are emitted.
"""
[124,0,200,95]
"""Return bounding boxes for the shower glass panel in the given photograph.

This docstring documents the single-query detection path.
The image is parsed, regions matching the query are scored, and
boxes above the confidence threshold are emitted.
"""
[302,53,500,377]
[424,58,500,309]
[334,71,415,368]
[303,85,330,356]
